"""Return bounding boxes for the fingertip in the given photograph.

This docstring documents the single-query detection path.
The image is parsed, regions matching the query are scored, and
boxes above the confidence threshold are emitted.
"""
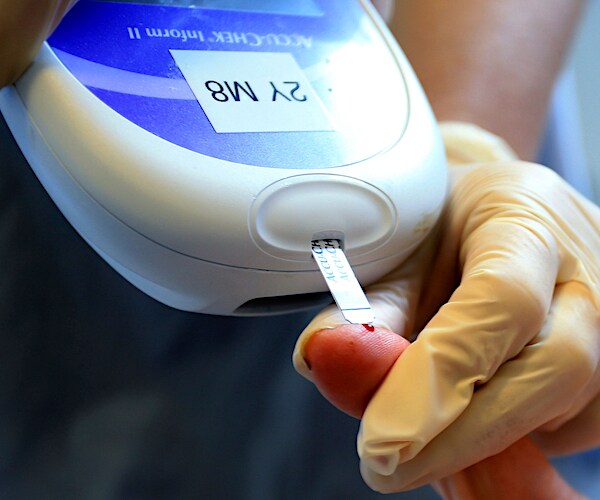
[304,325,409,418]
[292,338,315,382]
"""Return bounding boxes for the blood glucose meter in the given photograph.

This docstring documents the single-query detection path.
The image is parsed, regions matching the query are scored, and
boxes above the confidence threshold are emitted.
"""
[0,0,446,315]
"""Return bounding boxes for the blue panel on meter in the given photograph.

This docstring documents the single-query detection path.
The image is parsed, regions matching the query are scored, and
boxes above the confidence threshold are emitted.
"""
[93,0,324,17]
[47,0,409,168]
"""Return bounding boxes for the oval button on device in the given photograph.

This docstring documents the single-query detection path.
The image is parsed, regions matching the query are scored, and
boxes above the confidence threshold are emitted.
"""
[250,175,397,262]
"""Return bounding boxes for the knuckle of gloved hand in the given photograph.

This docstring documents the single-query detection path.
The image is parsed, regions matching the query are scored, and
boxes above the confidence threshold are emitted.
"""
[536,395,600,454]
[458,169,564,251]
[536,327,598,407]
[361,461,435,494]
[360,466,406,495]
[555,332,598,388]
[494,161,562,188]
[360,463,386,493]
[468,267,548,333]
[465,162,564,208]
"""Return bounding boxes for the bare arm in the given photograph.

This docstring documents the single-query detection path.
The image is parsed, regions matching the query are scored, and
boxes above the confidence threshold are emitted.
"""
[388,0,584,159]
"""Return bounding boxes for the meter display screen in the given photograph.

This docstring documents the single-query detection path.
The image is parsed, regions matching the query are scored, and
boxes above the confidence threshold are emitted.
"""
[95,0,323,16]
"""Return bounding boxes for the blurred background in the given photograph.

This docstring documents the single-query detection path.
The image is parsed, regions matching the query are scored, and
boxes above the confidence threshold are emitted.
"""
[543,0,600,202]
[574,1,600,197]
[544,2,600,492]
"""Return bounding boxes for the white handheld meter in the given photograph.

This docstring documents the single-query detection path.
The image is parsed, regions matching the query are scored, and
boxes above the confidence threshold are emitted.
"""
[0,0,446,315]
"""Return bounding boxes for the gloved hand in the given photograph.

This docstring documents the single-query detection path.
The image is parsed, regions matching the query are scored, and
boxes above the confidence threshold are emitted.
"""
[294,122,600,492]
[0,0,77,87]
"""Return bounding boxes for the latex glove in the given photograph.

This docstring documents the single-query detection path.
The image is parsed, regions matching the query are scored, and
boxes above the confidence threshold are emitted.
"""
[294,122,600,492]
[301,327,582,499]
[0,0,78,87]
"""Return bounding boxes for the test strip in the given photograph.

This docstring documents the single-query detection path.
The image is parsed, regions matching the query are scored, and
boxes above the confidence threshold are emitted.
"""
[311,239,375,325]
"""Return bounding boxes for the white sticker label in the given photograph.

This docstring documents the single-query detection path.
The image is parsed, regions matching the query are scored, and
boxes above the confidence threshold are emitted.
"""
[170,50,334,133]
